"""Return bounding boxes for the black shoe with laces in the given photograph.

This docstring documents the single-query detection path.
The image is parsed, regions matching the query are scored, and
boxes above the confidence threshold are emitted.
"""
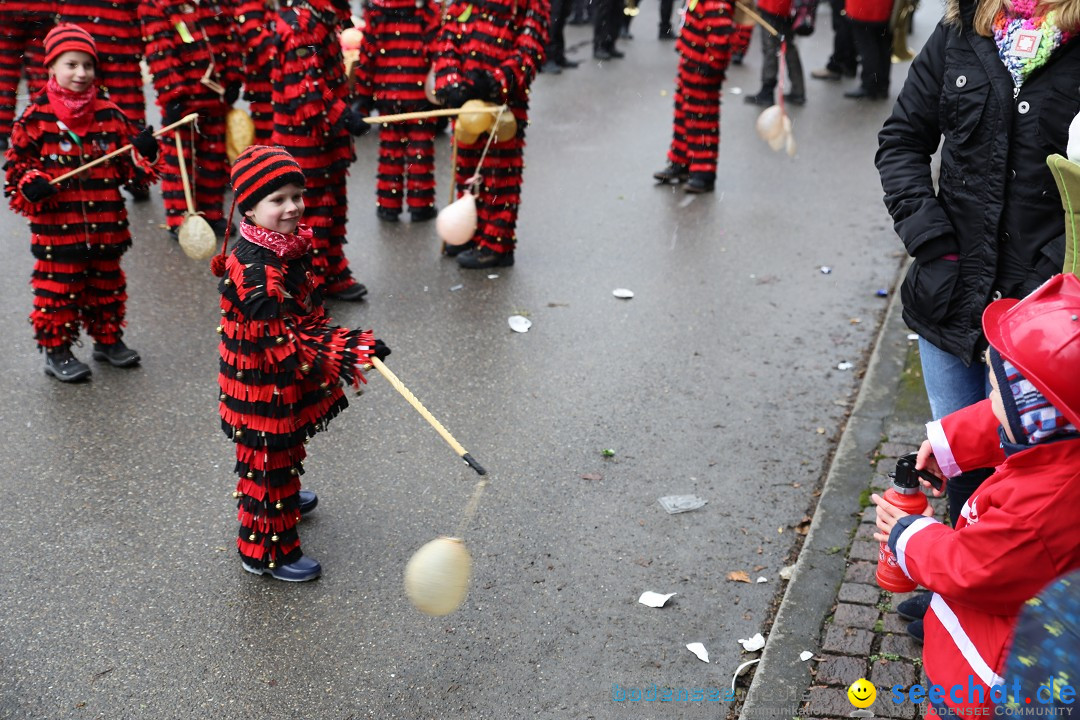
[92,340,141,368]
[744,88,775,106]
[44,347,92,382]
[327,283,368,301]
[684,174,716,194]
[457,246,514,269]
[442,239,476,257]
[844,86,889,100]
[653,162,689,184]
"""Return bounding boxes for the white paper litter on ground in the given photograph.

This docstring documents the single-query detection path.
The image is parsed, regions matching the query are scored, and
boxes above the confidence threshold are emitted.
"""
[799,651,814,662]
[738,633,766,652]
[756,576,768,583]
[657,495,707,514]
[686,643,709,663]
[612,288,634,299]
[638,591,676,608]
[730,659,760,692]
[508,315,532,333]
[837,361,854,370]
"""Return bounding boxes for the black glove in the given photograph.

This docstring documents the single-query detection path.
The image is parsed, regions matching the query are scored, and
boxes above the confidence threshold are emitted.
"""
[440,83,471,109]
[372,338,391,361]
[130,126,159,161]
[350,98,370,119]
[465,69,501,102]
[343,108,371,136]
[163,101,184,126]
[224,81,241,106]
[21,176,57,204]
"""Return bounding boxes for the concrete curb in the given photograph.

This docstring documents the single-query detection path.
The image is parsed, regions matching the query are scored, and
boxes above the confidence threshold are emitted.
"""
[738,264,912,719]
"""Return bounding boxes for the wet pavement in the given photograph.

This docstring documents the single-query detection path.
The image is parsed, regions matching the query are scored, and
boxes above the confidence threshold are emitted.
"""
[1,13,915,720]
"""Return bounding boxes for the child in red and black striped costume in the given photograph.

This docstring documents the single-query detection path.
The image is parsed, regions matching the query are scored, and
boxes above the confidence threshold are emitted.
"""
[4,24,159,382]
[213,145,390,582]
[139,0,243,237]
[651,0,736,194]
[353,0,442,223]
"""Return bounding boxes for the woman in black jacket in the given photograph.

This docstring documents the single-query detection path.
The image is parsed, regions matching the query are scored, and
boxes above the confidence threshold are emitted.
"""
[876,0,1080,525]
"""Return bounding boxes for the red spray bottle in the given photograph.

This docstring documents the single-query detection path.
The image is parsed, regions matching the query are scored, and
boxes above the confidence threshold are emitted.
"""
[876,453,941,592]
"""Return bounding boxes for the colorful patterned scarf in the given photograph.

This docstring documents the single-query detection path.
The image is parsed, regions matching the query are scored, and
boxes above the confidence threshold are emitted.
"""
[239,219,313,260]
[993,0,1074,87]
[988,348,1080,445]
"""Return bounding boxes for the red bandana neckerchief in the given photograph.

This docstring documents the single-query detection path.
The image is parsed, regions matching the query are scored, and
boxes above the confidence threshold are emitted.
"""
[46,75,98,137]
[240,219,313,260]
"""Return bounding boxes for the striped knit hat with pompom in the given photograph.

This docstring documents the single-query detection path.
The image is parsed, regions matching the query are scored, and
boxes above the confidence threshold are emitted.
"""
[230,145,306,213]
[44,24,98,68]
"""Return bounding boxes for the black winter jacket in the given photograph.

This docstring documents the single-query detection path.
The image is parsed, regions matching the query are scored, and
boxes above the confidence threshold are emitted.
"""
[876,0,1080,365]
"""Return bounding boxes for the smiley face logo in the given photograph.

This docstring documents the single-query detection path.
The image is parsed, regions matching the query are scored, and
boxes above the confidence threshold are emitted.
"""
[847,678,876,709]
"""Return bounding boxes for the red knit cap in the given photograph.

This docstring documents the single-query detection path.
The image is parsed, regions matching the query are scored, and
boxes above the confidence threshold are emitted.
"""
[44,24,98,68]
[231,145,306,213]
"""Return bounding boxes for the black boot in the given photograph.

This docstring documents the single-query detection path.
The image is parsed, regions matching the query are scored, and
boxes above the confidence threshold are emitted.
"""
[410,206,438,222]
[442,239,476,257]
[457,246,514,269]
[299,489,318,515]
[376,206,401,222]
[44,347,92,382]
[659,23,675,39]
[326,283,368,301]
[684,173,716,194]
[92,340,141,368]
[652,162,689,184]
[744,87,776,106]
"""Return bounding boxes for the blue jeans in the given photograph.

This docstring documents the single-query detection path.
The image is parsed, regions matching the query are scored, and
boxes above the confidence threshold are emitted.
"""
[918,337,989,420]
[918,338,993,524]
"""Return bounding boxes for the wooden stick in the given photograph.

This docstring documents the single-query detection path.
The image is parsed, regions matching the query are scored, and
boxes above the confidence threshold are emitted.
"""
[369,357,486,475]
[734,2,779,36]
[173,131,197,216]
[50,113,199,185]
[364,105,506,125]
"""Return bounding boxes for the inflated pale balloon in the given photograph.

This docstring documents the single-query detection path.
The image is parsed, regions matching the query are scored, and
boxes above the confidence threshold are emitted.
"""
[178,214,218,260]
[340,27,363,51]
[492,111,518,143]
[767,115,793,152]
[226,108,255,165]
[755,104,784,142]
[436,192,478,246]
[424,67,442,106]
[454,121,480,145]
[404,537,472,616]
[458,99,496,135]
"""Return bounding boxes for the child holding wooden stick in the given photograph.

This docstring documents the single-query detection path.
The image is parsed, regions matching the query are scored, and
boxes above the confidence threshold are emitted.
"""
[3,24,159,382]
[212,146,390,582]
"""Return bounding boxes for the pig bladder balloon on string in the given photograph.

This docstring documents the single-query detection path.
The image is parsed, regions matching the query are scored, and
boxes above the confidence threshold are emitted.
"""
[404,536,473,616]
[492,111,518,143]
[458,100,496,135]
[436,191,478,246]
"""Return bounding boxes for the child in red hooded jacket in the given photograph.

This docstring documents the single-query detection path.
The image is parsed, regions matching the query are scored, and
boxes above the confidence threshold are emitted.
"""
[872,274,1080,717]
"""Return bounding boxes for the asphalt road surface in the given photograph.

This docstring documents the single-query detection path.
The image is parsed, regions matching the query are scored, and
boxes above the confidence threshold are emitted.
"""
[0,15,913,720]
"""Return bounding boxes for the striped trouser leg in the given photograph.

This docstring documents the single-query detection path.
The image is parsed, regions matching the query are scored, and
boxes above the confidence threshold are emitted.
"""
[376,124,407,213]
[306,167,356,293]
[454,109,526,254]
[234,443,306,569]
[30,258,88,351]
[675,58,723,176]
[81,254,127,346]
[160,114,228,229]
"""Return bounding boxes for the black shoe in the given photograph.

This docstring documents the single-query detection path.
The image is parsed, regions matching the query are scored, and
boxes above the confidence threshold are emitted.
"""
[896,592,932,621]
[540,59,563,74]
[243,554,322,582]
[684,174,715,193]
[207,218,234,238]
[730,51,744,64]
[92,340,141,368]
[659,24,676,40]
[744,88,775,106]
[442,239,476,257]
[594,48,614,60]
[619,26,633,40]
[652,162,690,184]
[299,489,318,515]
[810,67,843,81]
[906,619,924,644]
[457,246,514,269]
[606,46,625,58]
[556,57,580,68]
[844,87,888,100]
[327,282,368,301]
[44,347,92,382]
[410,206,438,222]
[784,92,807,106]
[124,184,151,202]
[376,206,401,222]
